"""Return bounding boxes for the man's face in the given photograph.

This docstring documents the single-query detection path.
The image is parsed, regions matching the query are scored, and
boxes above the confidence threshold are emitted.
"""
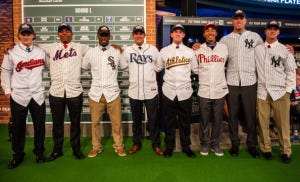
[265,27,280,40]
[203,27,217,43]
[98,33,110,47]
[232,16,246,32]
[132,31,145,46]
[58,28,73,44]
[18,32,35,46]
[170,29,185,44]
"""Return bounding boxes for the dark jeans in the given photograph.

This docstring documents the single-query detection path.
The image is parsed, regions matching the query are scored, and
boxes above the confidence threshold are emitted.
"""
[162,95,192,150]
[49,93,83,153]
[227,84,258,148]
[10,98,45,160]
[199,96,225,148]
[130,96,160,148]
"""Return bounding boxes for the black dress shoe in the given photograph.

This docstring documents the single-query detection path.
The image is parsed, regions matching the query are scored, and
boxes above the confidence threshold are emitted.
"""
[47,152,63,161]
[73,151,85,159]
[8,159,23,169]
[36,154,47,163]
[163,149,173,158]
[281,154,292,164]
[262,152,272,160]
[229,146,239,157]
[248,147,260,158]
[182,148,196,158]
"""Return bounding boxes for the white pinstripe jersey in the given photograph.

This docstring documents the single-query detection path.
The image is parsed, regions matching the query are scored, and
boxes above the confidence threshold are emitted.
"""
[120,43,159,100]
[39,42,89,98]
[82,45,121,103]
[195,42,228,99]
[220,30,263,86]
[156,43,198,101]
[255,41,296,101]
[1,43,47,106]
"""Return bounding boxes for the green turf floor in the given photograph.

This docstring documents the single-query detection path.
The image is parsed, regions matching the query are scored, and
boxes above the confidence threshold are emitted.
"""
[0,124,299,182]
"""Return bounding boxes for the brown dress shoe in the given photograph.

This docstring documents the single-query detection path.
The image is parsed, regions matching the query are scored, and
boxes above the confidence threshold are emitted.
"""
[154,147,163,155]
[128,145,140,154]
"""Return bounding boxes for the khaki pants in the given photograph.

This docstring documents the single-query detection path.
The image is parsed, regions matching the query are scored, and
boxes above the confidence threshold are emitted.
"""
[257,93,291,156]
[89,95,124,150]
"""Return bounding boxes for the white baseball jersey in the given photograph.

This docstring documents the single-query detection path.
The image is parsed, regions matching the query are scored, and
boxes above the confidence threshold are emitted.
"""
[120,43,159,100]
[255,41,296,101]
[156,43,198,101]
[82,45,121,103]
[220,30,263,86]
[39,42,89,98]
[1,43,47,106]
[195,42,229,99]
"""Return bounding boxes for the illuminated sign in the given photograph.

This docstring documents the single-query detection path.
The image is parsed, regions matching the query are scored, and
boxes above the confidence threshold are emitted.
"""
[262,0,300,5]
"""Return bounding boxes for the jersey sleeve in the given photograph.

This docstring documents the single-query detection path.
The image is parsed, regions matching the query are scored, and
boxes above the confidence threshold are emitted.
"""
[1,54,13,94]
[81,50,91,70]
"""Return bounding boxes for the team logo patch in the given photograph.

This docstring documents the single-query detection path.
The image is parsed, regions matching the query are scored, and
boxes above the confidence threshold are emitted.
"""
[16,59,45,72]
[108,56,116,70]
[271,56,282,67]
[165,56,190,69]
[244,39,254,49]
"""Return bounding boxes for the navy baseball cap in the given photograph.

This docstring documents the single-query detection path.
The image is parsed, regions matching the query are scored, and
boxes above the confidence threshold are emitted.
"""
[98,26,110,36]
[203,23,217,31]
[266,20,280,29]
[18,23,35,34]
[132,25,145,34]
[171,24,185,32]
[233,10,246,18]
[58,23,72,32]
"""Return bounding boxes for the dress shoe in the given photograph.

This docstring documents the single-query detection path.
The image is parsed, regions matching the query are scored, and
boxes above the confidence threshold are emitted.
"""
[163,148,173,158]
[229,146,239,157]
[281,154,292,164]
[73,151,85,159]
[47,152,63,161]
[153,146,163,155]
[248,147,260,158]
[128,145,140,154]
[115,148,127,157]
[262,152,272,160]
[36,154,47,163]
[8,159,23,169]
[88,148,103,158]
[182,148,196,158]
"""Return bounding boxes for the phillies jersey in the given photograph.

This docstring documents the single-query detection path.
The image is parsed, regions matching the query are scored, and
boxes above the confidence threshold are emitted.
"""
[1,43,47,106]
[39,42,89,98]
[120,43,159,100]
[195,42,229,99]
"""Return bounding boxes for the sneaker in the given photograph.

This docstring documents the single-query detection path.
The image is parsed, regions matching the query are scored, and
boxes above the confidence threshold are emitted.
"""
[200,146,209,156]
[211,146,224,156]
[88,149,103,158]
[115,148,127,157]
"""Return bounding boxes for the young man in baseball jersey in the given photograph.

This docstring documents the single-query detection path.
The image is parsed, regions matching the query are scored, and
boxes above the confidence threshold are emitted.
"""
[120,25,163,155]
[82,26,126,157]
[1,23,48,169]
[156,24,198,158]
[194,23,228,156]
[255,21,296,163]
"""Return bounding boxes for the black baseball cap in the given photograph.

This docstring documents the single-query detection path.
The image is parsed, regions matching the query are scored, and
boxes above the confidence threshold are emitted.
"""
[132,25,145,34]
[18,23,35,34]
[203,23,217,31]
[171,24,185,32]
[233,10,246,18]
[266,20,280,29]
[58,23,72,32]
[98,26,111,36]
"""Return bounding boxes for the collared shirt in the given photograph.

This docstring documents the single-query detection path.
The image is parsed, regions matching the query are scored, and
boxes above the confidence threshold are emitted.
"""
[156,43,198,101]
[82,44,121,103]
[255,41,296,101]
[120,43,159,100]
[1,43,47,106]
[39,42,89,98]
[195,42,229,99]
[220,30,263,86]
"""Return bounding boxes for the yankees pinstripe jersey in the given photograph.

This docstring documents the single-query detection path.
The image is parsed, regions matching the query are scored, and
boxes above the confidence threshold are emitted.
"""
[195,42,229,99]
[82,45,121,103]
[156,43,198,101]
[220,30,263,86]
[120,43,159,100]
[255,41,296,101]
[1,43,47,106]
[39,42,89,98]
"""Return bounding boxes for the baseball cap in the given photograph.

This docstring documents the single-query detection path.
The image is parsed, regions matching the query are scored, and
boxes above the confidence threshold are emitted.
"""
[233,10,246,18]
[132,25,145,34]
[171,24,185,32]
[98,26,110,36]
[18,23,35,34]
[266,20,280,29]
[203,23,217,31]
[58,23,72,32]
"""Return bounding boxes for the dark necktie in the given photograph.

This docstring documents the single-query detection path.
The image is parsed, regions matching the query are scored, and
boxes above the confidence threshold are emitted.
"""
[26,47,31,52]
[176,46,179,49]
[102,47,106,52]
[267,45,271,48]
[138,46,142,50]
[63,44,68,49]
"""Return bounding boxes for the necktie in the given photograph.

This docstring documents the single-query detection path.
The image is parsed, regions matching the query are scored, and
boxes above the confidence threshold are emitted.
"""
[26,47,31,52]
[138,46,142,50]
[267,45,271,48]
[63,44,68,49]
[102,47,106,52]
[176,46,179,49]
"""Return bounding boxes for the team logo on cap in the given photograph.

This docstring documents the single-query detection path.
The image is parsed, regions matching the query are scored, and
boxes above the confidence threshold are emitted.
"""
[135,25,143,30]
[21,24,30,29]
[269,21,277,25]
[100,27,109,31]
[235,10,243,14]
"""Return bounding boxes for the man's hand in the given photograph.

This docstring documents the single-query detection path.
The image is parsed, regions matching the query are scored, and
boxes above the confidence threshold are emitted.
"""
[111,44,123,53]
[192,43,201,51]
[4,42,15,54]
[285,44,294,55]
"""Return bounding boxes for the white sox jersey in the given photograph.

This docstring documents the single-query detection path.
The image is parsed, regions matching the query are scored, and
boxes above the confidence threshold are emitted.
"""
[120,43,159,100]
[220,30,263,86]
[39,42,89,98]
[255,41,296,101]
[1,43,47,106]
[82,45,121,103]
[156,43,198,101]
[195,42,228,99]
